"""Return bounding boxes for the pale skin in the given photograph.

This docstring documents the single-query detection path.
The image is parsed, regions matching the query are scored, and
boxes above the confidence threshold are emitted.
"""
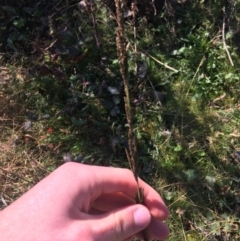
[0,163,169,241]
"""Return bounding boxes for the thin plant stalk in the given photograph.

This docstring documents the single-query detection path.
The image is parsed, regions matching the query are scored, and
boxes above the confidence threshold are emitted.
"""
[114,0,148,240]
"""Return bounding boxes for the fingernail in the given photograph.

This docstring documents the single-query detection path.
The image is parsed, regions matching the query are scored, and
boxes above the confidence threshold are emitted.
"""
[134,207,151,228]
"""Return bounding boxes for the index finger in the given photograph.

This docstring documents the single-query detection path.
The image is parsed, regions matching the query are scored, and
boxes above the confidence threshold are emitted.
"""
[68,163,169,221]
[96,166,169,220]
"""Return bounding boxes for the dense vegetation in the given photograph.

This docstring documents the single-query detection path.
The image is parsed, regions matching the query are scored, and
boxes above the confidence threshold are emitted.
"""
[1,0,240,240]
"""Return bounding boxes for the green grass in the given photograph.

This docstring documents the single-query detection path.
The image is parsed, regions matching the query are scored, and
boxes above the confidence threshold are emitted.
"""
[1,0,240,240]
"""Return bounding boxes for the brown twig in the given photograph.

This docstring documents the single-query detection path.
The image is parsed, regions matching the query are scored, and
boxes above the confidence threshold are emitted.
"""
[114,0,137,182]
[114,0,148,240]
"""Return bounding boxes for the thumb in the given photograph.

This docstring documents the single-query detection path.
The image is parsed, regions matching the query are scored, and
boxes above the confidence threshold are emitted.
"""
[92,204,151,241]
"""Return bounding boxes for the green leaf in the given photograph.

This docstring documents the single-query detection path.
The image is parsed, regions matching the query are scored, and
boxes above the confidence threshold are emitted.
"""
[198,150,206,157]
[101,100,113,109]
[112,59,118,64]
[165,191,173,201]
[205,175,216,187]
[7,37,17,51]
[13,18,25,28]
[110,106,120,116]
[178,47,187,54]
[226,31,233,40]
[174,144,182,152]
[47,166,55,172]
[71,117,87,126]
[225,73,233,79]
[210,222,221,235]
[113,95,121,105]
[185,169,197,182]
[23,7,36,16]
[3,6,17,14]
[186,233,200,241]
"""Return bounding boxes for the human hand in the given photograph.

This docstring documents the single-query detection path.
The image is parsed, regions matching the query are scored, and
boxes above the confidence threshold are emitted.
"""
[0,163,169,241]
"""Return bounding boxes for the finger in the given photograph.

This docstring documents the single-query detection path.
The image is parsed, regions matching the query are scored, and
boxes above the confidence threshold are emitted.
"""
[91,164,169,220]
[89,206,169,240]
[88,208,169,240]
[92,192,135,211]
[89,204,151,241]
[133,218,169,240]
[147,218,169,240]
[60,163,169,220]
[91,191,169,239]
[88,208,105,215]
